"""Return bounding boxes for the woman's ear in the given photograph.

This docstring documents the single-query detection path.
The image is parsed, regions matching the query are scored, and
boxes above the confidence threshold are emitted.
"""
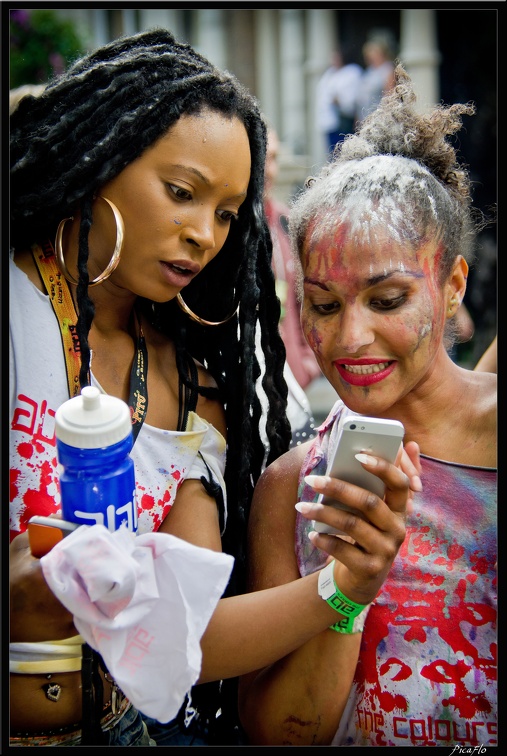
[445,256,468,318]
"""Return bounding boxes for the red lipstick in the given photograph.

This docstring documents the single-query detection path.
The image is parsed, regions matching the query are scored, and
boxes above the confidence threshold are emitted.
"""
[334,358,396,387]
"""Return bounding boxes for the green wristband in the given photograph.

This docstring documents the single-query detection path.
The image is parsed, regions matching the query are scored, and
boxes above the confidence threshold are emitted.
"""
[318,560,370,634]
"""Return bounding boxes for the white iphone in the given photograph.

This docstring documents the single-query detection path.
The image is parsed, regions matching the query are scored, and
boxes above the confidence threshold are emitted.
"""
[311,413,405,535]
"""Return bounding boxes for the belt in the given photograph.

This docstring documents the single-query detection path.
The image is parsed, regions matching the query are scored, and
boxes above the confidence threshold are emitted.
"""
[9,695,131,746]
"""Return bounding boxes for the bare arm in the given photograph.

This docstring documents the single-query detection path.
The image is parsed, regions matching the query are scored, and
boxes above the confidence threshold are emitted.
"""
[159,447,367,684]
[237,446,359,745]
[10,532,77,642]
[474,335,497,373]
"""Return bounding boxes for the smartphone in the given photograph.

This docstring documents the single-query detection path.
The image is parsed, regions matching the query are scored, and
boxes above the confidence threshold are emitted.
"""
[311,414,405,535]
[27,515,79,558]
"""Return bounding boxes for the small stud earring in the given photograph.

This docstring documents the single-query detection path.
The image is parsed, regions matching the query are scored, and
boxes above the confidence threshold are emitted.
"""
[448,297,459,315]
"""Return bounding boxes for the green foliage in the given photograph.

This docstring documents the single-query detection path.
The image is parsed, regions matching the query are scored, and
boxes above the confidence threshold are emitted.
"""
[10,9,86,89]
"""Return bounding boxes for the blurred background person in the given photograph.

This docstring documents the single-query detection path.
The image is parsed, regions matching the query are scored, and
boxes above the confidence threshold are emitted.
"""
[355,33,396,124]
[325,46,363,143]
[315,51,347,155]
[265,128,321,393]
[315,49,363,154]
[261,127,321,447]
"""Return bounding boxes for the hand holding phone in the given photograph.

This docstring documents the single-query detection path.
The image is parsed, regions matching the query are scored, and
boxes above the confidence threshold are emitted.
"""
[27,515,79,558]
[311,413,405,535]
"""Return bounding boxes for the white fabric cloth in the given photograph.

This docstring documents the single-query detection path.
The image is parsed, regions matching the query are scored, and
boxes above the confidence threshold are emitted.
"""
[41,523,234,723]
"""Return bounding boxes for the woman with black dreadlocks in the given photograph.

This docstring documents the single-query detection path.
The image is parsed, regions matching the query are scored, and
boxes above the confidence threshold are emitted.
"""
[9,29,418,747]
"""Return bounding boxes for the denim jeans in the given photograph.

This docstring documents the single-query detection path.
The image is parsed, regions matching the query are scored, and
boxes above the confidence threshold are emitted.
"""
[142,716,208,746]
[142,713,247,747]
[45,705,156,747]
[105,705,156,746]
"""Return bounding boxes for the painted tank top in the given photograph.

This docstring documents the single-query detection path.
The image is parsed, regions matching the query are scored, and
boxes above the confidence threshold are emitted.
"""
[296,401,497,747]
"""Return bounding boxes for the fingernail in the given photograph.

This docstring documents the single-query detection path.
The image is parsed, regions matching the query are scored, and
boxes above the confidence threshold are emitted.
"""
[411,475,423,492]
[295,502,312,514]
[304,475,327,490]
[355,453,378,466]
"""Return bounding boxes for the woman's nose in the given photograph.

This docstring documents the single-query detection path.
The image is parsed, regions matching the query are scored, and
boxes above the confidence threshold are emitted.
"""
[338,306,375,353]
[182,210,215,251]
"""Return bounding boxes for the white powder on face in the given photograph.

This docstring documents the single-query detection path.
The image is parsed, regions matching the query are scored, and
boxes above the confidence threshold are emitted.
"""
[419,322,432,339]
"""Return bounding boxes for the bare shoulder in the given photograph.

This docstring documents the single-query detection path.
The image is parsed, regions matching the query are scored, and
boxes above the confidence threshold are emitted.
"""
[471,369,496,420]
[254,442,311,504]
[463,369,496,466]
[194,361,227,438]
[249,442,312,538]
[479,371,496,435]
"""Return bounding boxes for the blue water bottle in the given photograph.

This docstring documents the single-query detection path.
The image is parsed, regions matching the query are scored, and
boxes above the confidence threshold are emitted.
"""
[55,386,138,532]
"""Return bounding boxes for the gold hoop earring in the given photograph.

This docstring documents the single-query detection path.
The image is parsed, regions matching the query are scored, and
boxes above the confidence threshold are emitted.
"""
[176,293,239,327]
[55,196,124,287]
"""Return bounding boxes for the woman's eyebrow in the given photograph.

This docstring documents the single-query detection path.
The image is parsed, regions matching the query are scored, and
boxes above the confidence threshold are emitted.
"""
[169,163,248,199]
[170,163,210,185]
[303,277,329,290]
[367,269,424,287]
[304,269,424,290]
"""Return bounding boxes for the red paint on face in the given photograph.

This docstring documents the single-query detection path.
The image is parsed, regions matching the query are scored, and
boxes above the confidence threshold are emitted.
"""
[299,218,448,416]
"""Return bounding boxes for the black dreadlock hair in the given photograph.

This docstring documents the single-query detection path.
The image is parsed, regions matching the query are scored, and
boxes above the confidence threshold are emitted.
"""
[10,27,291,741]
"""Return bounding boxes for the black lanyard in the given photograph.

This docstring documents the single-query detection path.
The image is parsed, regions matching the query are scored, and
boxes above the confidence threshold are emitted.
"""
[127,313,148,444]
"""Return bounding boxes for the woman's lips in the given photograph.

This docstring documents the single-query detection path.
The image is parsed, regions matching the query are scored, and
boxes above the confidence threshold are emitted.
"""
[333,359,396,386]
[159,259,200,288]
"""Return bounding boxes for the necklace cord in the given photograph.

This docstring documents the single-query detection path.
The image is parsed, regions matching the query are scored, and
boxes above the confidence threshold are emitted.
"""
[32,240,149,438]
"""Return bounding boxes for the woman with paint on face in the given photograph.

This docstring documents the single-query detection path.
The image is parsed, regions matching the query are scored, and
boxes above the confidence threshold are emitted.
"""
[238,65,497,746]
[9,32,420,747]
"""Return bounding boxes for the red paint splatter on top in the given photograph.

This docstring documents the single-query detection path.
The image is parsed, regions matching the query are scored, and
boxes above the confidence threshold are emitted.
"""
[471,554,489,575]
[39,459,54,489]
[17,442,34,460]
[422,658,492,718]
[379,658,412,682]
[448,543,465,561]
[434,556,454,570]
[140,493,156,511]
[23,489,58,517]
[10,468,21,501]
